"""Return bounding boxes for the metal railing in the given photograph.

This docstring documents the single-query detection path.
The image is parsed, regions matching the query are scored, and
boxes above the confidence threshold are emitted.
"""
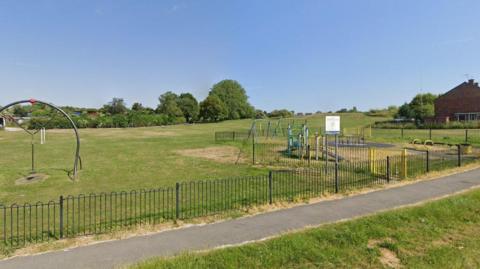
[0,147,476,248]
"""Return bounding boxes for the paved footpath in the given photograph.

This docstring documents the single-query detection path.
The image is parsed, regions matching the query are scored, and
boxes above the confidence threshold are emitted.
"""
[2,168,480,269]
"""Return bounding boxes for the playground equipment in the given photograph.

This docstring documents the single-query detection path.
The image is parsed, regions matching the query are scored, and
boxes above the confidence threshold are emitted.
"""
[287,123,309,157]
[0,99,82,179]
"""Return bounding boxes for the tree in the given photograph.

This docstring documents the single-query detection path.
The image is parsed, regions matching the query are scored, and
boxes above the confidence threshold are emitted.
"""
[209,80,255,120]
[157,91,183,118]
[409,93,437,121]
[199,95,228,122]
[255,109,267,119]
[267,109,293,118]
[131,102,144,112]
[103,98,128,115]
[12,105,29,117]
[177,93,199,123]
[397,103,414,119]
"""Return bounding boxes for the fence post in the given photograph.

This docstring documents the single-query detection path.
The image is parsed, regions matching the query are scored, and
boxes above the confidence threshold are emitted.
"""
[429,128,432,140]
[401,128,404,139]
[457,145,462,167]
[334,134,339,193]
[465,129,468,143]
[386,156,390,183]
[252,134,256,165]
[307,145,311,166]
[175,182,180,219]
[268,171,273,204]
[59,195,64,239]
[401,149,408,179]
[426,150,430,173]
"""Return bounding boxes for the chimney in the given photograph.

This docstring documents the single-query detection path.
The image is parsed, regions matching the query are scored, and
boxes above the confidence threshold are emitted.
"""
[468,79,474,85]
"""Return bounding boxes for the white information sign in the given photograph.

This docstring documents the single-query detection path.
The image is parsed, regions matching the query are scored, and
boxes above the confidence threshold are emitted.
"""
[325,116,340,135]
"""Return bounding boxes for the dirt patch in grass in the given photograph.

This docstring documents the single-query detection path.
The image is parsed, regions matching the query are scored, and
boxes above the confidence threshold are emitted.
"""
[176,146,245,164]
[368,239,401,268]
[15,173,49,185]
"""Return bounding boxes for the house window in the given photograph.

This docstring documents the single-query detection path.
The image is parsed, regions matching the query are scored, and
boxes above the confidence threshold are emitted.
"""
[455,113,480,121]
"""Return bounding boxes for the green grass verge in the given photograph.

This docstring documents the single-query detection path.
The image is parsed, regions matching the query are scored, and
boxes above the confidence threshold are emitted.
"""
[132,188,480,269]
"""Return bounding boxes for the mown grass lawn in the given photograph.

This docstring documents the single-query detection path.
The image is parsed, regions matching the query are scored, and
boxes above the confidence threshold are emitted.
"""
[132,188,480,269]
[369,128,480,147]
[0,113,386,205]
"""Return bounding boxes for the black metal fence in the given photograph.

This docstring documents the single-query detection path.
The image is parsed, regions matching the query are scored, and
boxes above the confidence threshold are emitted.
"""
[1,145,477,248]
[0,159,400,248]
[371,128,480,144]
[214,131,251,142]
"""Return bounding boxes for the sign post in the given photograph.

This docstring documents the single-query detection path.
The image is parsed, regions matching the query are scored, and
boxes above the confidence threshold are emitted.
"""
[325,116,341,193]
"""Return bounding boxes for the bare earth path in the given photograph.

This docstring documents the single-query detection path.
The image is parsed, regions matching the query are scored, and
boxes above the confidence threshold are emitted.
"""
[2,168,480,269]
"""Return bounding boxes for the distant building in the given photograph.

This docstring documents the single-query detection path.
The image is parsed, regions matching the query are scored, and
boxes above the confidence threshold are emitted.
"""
[434,79,480,123]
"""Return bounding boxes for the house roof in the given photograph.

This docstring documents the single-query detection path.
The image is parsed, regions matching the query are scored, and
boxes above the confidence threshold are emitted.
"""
[437,79,480,100]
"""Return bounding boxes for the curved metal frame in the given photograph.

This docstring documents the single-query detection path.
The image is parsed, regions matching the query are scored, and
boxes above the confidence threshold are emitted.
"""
[0,99,81,179]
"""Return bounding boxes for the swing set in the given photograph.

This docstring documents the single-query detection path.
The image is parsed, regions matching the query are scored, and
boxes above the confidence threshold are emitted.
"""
[0,99,82,179]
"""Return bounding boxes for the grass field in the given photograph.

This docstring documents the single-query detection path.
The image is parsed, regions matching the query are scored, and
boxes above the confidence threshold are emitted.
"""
[132,188,480,269]
[0,113,387,205]
[369,128,480,147]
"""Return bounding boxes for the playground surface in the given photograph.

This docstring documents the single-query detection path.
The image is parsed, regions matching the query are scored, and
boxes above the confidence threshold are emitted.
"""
[1,167,480,269]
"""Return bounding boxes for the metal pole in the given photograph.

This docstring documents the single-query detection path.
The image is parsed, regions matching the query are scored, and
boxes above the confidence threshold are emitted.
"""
[59,195,64,238]
[426,150,430,173]
[335,134,339,193]
[307,145,311,166]
[429,128,432,140]
[175,182,180,219]
[31,135,35,174]
[252,132,256,165]
[386,156,390,183]
[401,128,404,138]
[268,171,273,204]
[315,133,319,161]
[465,129,468,143]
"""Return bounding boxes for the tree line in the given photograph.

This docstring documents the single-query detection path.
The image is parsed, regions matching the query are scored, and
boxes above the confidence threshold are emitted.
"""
[5,79,294,129]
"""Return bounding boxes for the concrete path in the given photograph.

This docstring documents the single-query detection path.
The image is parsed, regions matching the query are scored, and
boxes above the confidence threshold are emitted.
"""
[2,168,480,269]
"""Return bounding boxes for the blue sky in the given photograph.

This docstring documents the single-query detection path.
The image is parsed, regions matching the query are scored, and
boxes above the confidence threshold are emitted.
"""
[0,0,479,112]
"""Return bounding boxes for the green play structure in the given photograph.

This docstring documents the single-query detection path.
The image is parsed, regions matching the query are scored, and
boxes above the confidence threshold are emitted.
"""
[287,122,310,157]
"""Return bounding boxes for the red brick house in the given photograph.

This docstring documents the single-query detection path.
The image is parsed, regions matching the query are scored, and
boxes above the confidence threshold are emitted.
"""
[434,79,480,123]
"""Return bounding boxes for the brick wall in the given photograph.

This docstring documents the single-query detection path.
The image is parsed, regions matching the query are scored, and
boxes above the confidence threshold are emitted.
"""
[434,79,480,122]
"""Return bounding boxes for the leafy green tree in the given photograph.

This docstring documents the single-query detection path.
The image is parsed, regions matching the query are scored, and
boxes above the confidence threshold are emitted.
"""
[131,102,145,112]
[409,93,437,121]
[267,109,294,118]
[12,105,29,117]
[209,80,255,119]
[103,98,128,115]
[397,103,414,119]
[199,95,228,122]
[157,91,184,118]
[177,93,199,123]
[255,109,267,119]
